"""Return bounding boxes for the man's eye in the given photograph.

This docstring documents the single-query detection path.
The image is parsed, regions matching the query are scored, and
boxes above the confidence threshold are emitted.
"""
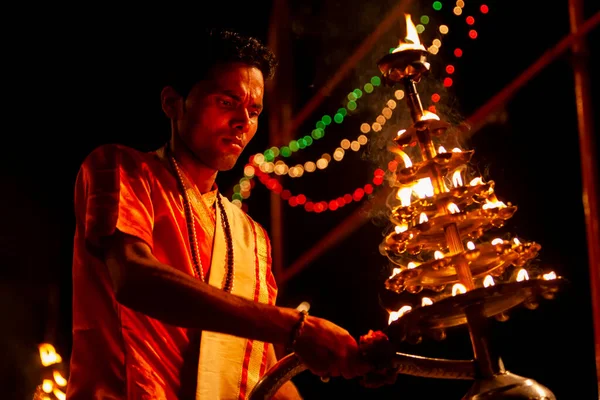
[219,99,232,106]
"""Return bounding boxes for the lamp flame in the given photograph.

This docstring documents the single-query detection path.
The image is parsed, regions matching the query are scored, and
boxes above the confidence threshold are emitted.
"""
[447,203,460,214]
[395,224,408,234]
[419,212,428,223]
[421,297,433,306]
[388,305,413,325]
[53,371,67,387]
[392,14,427,53]
[390,268,401,279]
[413,178,434,198]
[39,343,62,367]
[452,170,463,187]
[42,379,53,393]
[397,186,413,206]
[389,146,412,167]
[452,283,467,296]
[398,149,412,167]
[53,388,66,400]
[420,110,440,121]
[482,195,507,209]
[470,177,484,186]
[543,271,557,280]
[483,275,495,287]
[516,269,529,282]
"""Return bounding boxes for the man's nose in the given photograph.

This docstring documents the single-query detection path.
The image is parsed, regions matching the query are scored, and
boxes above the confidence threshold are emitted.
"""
[232,109,253,132]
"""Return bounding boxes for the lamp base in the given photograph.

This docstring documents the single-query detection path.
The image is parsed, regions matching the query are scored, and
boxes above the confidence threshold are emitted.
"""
[463,371,555,399]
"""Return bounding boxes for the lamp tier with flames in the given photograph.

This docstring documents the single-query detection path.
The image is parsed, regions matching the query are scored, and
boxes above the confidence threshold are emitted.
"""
[372,14,564,399]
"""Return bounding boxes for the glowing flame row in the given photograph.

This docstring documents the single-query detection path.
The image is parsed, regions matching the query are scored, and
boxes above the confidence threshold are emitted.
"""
[392,158,482,207]
[387,270,557,325]
[387,299,433,325]
[395,178,435,206]
[388,261,419,279]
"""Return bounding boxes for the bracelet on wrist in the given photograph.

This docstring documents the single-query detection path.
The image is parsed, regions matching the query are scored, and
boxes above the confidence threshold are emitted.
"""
[288,309,308,352]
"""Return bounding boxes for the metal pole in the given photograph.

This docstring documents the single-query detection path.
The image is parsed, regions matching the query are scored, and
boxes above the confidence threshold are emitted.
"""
[267,0,294,279]
[463,11,599,139]
[568,0,600,391]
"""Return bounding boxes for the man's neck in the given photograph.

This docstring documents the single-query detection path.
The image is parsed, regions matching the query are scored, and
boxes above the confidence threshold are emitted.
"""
[170,142,218,194]
[180,154,218,194]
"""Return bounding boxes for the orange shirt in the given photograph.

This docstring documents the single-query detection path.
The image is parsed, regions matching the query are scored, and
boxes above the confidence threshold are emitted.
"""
[66,144,277,399]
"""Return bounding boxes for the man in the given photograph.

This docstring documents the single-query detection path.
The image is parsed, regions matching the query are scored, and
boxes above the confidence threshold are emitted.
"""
[66,29,369,399]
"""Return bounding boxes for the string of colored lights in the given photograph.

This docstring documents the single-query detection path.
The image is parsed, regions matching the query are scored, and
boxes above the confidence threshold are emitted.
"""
[229,88,409,209]
[252,76,385,179]
[428,1,490,111]
[231,2,491,212]
[252,166,387,213]
[251,94,404,180]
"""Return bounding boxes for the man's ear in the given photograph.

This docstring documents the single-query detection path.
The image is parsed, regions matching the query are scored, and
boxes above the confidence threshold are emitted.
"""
[161,86,184,119]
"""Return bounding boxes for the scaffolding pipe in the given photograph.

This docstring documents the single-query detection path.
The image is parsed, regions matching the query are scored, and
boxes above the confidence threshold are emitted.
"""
[568,0,600,391]
[463,11,599,138]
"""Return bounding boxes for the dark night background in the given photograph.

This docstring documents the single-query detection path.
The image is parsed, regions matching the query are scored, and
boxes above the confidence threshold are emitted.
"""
[2,1,599,399]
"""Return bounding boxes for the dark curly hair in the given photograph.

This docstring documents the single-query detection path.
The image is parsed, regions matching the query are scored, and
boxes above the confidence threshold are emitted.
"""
[165,28,278,98]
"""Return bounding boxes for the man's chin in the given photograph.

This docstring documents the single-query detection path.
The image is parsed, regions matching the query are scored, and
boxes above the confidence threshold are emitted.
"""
[216,156,240,171]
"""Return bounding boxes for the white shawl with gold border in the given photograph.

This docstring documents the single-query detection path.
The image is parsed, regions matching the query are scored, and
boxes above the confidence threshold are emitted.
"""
[195,195,274,400]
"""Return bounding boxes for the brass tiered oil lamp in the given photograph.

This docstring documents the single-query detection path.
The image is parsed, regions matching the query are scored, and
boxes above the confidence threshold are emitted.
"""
[374,14,564,399]
[249,14,566,400]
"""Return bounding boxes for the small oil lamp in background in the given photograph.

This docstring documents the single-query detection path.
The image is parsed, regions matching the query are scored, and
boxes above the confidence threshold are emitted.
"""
[32,343,68,400]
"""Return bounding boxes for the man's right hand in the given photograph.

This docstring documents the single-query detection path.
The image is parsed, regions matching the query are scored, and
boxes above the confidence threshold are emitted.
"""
[291,314,372,380]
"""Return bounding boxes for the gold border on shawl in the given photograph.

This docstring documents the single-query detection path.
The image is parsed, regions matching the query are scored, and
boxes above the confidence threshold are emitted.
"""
[245,220,270,393]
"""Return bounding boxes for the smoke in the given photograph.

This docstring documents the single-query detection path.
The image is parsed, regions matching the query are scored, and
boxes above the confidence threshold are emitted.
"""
[358,69,472,224]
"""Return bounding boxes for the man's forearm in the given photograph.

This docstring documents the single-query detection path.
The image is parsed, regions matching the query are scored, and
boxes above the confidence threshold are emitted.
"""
[110,253,297,346]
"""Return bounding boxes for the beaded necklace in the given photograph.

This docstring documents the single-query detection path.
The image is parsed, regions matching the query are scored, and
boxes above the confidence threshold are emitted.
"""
[166,147,234,293]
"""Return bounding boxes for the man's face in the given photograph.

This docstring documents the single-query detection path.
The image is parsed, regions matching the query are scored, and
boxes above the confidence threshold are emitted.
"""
[177,62,264,171]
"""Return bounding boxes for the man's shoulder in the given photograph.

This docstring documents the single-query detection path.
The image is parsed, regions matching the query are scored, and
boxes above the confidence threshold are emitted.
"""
[81,143,157,171]
[83,143,145,162]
